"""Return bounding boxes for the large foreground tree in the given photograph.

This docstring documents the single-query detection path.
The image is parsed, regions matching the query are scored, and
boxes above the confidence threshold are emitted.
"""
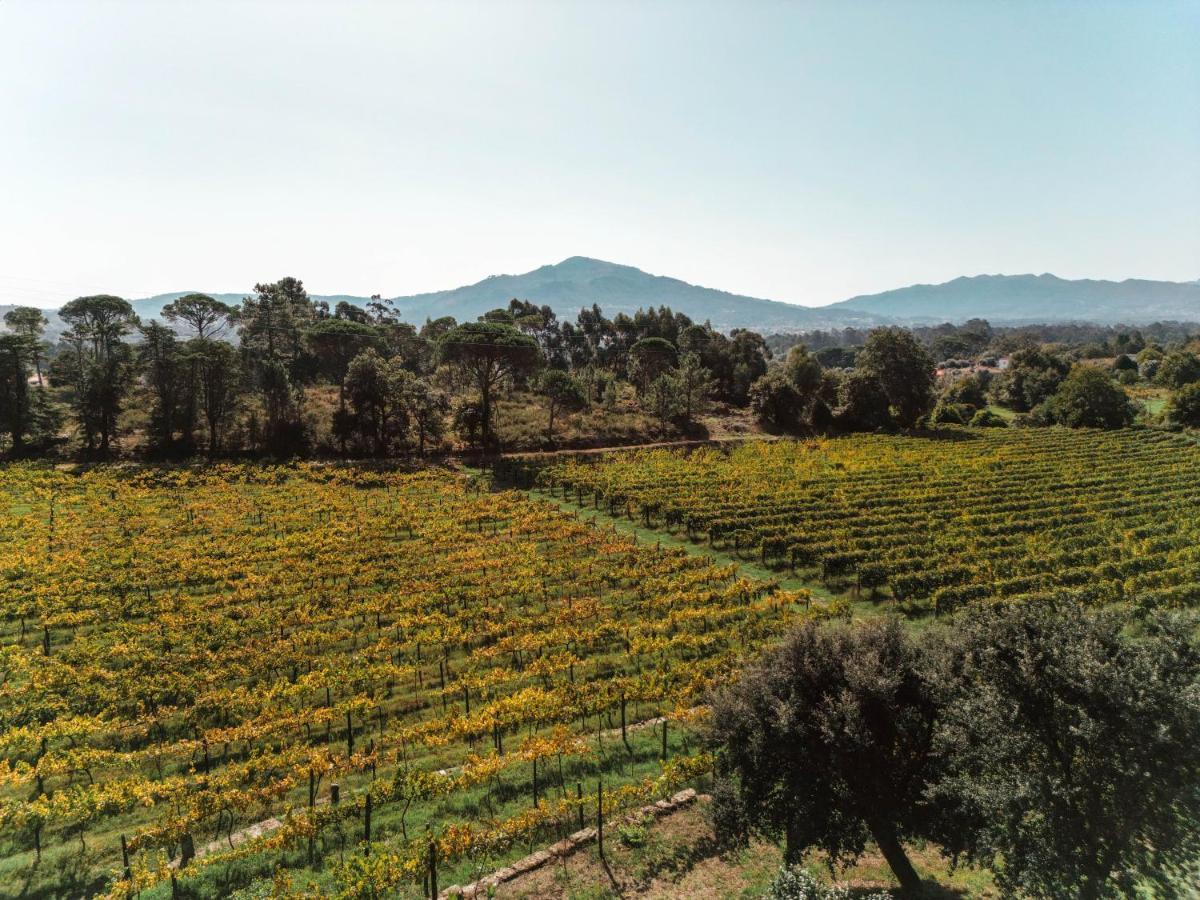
[935,602,1200,899]
[708,618,950,894]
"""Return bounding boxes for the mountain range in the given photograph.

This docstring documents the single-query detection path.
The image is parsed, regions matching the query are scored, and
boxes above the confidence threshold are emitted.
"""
[7,257,1200,339]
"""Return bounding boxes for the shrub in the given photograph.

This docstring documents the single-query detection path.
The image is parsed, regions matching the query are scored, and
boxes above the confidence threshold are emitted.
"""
[1156,350,1200,389]
[766,866,889,900]
[968,408,1008,428]
[930,402,969,425]
[1167,382,1200,428]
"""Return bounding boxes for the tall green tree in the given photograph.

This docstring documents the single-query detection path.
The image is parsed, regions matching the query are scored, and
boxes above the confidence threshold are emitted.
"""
[628,337,677,394]
[438,321,540,450]
[936,602,1200,899]
[55,295,138,456]
[674,352,715,423]
[989,345,1070,411]
[238,278,316,453]
[708,618,948,894]
[138,320,193,455]
[0,335,33,452]
[855,328,935,428]
[162,293,236,340]
[1043,366,1133,428]
[401,375,448,457]
[188,339,242,457]
[1155,350,1200,389]
[342,348,395,456]
[305,318,381,409]
[1167,381,1200,427]
[835,370,892,431]
[748,345,827,432]
[536,369,586,443]
[3,307,48,386]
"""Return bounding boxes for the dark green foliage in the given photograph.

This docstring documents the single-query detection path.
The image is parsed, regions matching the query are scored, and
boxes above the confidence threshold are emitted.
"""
[1043,366,1134,428]
[162,293,236,340]
[930,402,970,425]
[188,338,242,456]
[711,604,1200,899]
[3,306,48,385]
[834,370,892,431]
[708,618,947,894]
[237,278,317,454]
[439,321,540,449]
[0,335,33,452]
[1155,350,1200,389]
[305,318,382,388]
[967,407,1007,427]
[138,320,194,455]
[748,345,828,432]
[939,372,988,410]
[855,327,936,427]
[1167,381,1200,427]
[628,337,678,393]
[1112,353,1138,373]
[54,295,139,456]
[748,369,804,431]
[536,369,587,442]
[935,602,1200,899]
[989,346,1070,411]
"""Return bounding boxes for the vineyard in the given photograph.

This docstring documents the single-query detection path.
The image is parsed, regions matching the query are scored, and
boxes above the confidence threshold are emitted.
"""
[0,464,812,898]
[524,428,1200,614]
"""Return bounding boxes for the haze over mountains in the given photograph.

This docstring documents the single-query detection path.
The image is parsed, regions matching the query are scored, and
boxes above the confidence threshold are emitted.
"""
[9,257,1200,338]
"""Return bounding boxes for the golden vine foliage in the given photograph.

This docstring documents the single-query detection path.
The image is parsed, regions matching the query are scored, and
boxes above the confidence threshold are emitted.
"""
[0,463,807,896]
[535,429,1200,612]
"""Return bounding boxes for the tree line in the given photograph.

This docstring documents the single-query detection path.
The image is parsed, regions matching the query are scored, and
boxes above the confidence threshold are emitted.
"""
[4,279,1195,460]
[0,280,774,459]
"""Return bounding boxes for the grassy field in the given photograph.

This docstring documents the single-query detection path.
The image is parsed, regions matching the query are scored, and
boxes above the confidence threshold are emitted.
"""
[490,796,998,899]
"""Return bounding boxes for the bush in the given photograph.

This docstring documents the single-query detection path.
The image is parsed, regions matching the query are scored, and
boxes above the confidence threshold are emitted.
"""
[749,369,805,431]
[617,819,649,848]
[968,408,1008,428]
[930,402,970,425]
[1167,382,1200,427]
[1043,366,1134,428]
[766,866,889,900]
[1156,350,1200,389]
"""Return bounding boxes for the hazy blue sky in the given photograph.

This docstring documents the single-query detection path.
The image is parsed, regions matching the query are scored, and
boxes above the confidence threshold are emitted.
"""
[1,0,1197,308]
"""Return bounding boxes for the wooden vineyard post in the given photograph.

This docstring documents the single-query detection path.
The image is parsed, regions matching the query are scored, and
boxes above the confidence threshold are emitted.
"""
[662,718,668,760]
[364,793,372,853]
[180,832,195,868]
[620,695,630,753]
[596,780,604,859]
[576,782,584,831]
[120,833,131,882]
[428,836,438,900]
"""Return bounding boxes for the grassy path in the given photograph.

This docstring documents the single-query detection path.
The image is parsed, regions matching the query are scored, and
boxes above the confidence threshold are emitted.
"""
[520,482,840,603]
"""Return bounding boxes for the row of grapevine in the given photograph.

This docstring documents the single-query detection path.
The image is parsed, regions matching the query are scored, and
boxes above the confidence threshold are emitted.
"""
[0,463,813,897]
[526,428,1200,614]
